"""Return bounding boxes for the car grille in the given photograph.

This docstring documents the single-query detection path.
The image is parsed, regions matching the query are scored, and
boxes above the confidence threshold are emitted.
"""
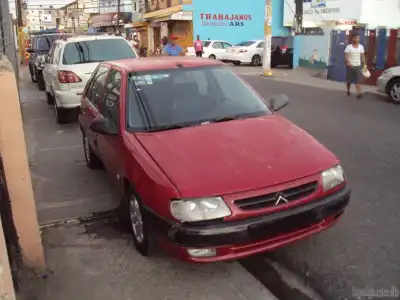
[235,181,318,210]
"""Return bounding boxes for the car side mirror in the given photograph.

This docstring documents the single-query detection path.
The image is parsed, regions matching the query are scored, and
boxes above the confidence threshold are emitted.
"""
[26,48,34,53]
[90,118,118,136]
[269,94,289,112]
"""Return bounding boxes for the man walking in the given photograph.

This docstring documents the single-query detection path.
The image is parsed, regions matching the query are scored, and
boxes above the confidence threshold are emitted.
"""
[194,35,203,57]
[345,34,367,99]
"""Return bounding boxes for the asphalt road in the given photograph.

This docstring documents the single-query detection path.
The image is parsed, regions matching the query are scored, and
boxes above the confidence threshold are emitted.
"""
[20,66,399,300]
[240,74,400,300]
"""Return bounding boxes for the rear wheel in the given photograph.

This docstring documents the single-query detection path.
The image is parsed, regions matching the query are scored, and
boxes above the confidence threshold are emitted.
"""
[46,92,54,105]
[209,54,216,59]
[387,78,400,104]
[54,103,70,124]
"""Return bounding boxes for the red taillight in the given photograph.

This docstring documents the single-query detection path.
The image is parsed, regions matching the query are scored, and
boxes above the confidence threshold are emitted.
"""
[57,71,82,83]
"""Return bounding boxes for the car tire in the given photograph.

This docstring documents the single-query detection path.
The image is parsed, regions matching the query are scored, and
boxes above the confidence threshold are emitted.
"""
[37,71,45,91]
[54,103,70,124]
[46,91,54,105]
[233,61,241,66]
[387,78,400,104]
[209,54,216,59]
[126,187,157,256]
[251,55,262,66]
[30,65,37,83]
[82,132,102,169]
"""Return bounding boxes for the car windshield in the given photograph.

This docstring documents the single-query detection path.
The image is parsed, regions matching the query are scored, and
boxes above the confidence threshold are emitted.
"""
[235,41,255,47]
[36,35,62,51]
[202,41,211,47]
[62,39,136,65]
[126,66,271,131]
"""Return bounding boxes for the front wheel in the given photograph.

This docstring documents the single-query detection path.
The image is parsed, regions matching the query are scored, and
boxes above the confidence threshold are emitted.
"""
[82,132,102,169]
[37,70,45,91]
[387,79,400,104]
[30,65,37,83]
[251,55,262,66]
[127,189,156,256]
[209,54,216,59]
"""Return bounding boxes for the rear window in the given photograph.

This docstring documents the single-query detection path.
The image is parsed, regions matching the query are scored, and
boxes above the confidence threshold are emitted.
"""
[202,41,211,47]
[62,39,136,65]
[235,41,255,47]
[35,35,63,51]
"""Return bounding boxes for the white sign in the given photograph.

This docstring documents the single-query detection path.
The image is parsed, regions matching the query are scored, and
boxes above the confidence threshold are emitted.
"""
[283,0,362,27]
[170,11,192,21]
[40,14,52,23]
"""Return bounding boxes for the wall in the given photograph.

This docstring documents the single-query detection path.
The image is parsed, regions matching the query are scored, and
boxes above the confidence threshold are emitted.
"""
[272,0,290,37]
[360,0,400,28]
[0,217,16,300]
[295,30,331,69]
[183,0,264,45]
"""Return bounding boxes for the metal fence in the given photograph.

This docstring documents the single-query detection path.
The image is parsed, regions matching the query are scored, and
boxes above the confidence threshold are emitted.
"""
[0,156,20,291]
[0,0,19,77]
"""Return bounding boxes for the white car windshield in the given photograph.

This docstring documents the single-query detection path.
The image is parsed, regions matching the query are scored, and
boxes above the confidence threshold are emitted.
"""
[126,66,271,131]
[63,39,136,65]
[235,41,256,47]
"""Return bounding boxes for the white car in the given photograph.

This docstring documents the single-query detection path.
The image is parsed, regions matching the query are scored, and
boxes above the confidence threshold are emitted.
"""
[224,40,264,66]
[185,40,233,60]
[376,66,400,103]
[43,35,137,124]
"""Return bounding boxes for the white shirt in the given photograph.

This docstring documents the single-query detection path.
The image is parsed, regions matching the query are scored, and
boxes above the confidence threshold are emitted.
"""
[344,44,364,66]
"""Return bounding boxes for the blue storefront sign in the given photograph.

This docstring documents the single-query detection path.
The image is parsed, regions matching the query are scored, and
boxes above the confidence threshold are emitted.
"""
[183,0,265,45]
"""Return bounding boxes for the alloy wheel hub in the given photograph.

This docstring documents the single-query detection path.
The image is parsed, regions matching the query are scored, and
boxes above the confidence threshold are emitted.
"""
[129,196,144,243]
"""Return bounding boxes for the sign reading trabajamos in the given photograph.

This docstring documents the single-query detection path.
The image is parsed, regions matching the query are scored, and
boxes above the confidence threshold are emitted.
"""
[199,13,252,27]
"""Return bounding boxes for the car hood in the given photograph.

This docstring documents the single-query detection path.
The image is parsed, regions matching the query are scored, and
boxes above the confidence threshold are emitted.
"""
[135,115,339,197]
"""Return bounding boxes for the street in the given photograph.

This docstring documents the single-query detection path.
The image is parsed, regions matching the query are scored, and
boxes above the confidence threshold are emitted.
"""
[20,65,399,299]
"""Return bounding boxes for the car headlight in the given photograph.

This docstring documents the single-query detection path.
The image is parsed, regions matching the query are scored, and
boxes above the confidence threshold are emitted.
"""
[170,197,231,222]
[322,165,345,191]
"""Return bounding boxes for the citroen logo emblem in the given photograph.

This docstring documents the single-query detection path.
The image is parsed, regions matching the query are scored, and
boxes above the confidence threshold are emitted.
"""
[274,193,289,206]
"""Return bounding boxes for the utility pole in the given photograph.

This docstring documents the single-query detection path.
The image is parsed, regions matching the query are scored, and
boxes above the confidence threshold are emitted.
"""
[116,0,121,34]
[261,0,272,77]
[294,0,303,35]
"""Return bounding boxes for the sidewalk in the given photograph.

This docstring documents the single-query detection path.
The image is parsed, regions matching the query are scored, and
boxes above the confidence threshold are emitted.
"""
[17,217,278,300]
[232,66,380,95]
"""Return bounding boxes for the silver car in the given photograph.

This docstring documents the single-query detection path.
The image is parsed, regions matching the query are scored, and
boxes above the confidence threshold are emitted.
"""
[43,35,137,124]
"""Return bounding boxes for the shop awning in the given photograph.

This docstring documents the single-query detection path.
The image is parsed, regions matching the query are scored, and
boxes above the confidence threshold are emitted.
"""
[142,5,182,20]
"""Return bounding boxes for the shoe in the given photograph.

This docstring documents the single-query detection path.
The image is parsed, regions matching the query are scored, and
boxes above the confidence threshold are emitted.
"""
[346,91,350,96]
[356,94,363,99]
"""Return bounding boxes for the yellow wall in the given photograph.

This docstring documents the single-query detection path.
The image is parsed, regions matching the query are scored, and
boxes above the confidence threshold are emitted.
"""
[171,21,193,49]
[148,0,191,13]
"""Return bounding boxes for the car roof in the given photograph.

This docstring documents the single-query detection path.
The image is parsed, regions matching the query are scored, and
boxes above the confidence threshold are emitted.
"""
[61,35,125,44]
[104,56,224,72]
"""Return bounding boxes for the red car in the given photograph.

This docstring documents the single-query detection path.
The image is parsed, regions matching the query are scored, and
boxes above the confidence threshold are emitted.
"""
[79,57,350,263]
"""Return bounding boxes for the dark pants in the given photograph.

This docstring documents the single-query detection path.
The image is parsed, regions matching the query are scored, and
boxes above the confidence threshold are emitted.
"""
[346,66,362,84]
[196,51,203,57]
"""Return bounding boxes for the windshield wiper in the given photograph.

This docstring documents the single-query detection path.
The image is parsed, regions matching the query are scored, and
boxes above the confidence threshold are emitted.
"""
[147,123,189,132]
[212,115,243,123]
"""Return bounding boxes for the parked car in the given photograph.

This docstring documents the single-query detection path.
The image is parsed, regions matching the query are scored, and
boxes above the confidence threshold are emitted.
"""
[376,66,400,103]
[27,33,68,90]
[186,40,233,60]
[224,40,264,66]
[79,56,350,263]
[43,35,137,124]
[271,46,293,68]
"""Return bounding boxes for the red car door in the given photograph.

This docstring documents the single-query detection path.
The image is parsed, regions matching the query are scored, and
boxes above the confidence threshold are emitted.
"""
[82,65,110,154]
[97,68,126,192]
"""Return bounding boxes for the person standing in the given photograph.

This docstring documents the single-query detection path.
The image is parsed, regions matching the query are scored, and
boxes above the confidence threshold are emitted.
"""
[163,34,183,56]
[344,34,367,99]
[194,35,203,57]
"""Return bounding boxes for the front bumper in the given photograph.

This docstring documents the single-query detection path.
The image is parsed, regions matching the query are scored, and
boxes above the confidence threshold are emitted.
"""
[377,75,390,94]
[148,186,350,262]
